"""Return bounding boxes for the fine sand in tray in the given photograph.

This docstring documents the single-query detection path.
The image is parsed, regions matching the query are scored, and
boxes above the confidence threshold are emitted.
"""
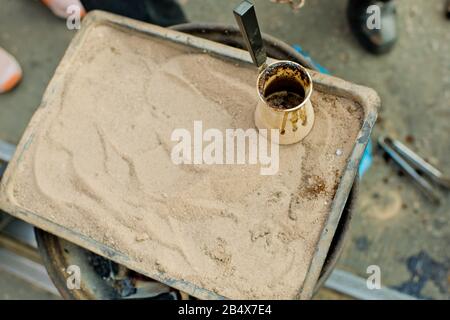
[0,23,363,299]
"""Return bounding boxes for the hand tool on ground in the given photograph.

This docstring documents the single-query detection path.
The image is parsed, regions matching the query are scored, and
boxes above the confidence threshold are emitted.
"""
[378,136,450,204]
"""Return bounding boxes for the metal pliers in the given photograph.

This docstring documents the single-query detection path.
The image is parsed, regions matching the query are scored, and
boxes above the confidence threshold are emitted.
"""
[378,136,450,204]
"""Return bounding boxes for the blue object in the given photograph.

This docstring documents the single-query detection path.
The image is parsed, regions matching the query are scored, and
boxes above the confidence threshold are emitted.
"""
[358,140,373,178]
[293,44,373,178]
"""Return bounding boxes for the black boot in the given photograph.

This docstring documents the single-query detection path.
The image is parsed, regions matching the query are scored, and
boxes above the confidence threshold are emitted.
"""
[80,0,188,27]
[347,0,397,54]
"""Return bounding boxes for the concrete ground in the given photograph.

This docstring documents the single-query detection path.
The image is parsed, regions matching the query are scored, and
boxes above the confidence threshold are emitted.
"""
[0,0,449,299]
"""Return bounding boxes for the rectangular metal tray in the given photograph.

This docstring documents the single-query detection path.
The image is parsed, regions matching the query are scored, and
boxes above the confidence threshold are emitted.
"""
[0,11,379,300]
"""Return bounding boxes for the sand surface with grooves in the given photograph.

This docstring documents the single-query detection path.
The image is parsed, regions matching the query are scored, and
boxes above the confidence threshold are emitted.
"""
[0,24,363,299]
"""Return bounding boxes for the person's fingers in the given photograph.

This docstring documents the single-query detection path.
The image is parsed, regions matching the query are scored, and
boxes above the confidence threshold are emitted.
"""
[0,48,22,94]
[42,0,86,19]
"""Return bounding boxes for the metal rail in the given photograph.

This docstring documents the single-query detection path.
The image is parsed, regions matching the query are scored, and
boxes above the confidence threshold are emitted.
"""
[324,269,417,300]
[0,248,59,296]
[0,232,42,264]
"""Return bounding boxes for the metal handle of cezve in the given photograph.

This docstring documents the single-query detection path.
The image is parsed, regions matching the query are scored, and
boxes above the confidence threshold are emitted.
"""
[233,1,267,70]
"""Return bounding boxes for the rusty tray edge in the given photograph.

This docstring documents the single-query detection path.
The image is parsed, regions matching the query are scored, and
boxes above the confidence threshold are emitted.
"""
[0,10,379,300]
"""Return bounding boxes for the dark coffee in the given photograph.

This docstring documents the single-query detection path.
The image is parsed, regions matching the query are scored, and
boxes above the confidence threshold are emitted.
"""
[264,77,305,109]
[266,91,304,109]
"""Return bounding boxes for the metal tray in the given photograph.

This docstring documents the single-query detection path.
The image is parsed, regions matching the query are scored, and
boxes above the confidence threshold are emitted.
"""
[0,11,379,300]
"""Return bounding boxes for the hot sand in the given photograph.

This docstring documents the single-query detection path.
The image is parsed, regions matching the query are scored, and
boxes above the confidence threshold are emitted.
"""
[0,23,364,299]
